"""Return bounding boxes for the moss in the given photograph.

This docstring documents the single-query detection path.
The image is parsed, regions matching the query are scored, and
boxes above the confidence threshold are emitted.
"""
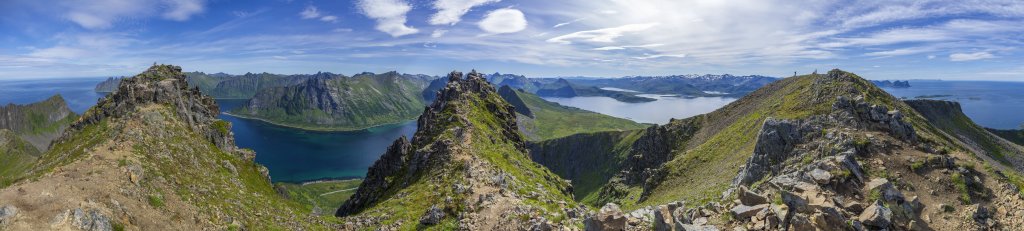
[112,222,125,231]
[910,161,926,172]
[148,194,165,208]
[212,120,230,135]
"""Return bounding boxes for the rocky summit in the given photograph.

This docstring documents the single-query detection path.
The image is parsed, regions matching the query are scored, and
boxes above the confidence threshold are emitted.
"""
[0,65,329,230]
[336,70,585,230]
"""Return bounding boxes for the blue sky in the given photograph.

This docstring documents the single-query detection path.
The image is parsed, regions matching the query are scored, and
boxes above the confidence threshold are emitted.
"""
[1,0,1023,81]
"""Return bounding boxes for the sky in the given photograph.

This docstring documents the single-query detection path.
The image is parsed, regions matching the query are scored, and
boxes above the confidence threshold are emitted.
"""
[1,0,1023,81]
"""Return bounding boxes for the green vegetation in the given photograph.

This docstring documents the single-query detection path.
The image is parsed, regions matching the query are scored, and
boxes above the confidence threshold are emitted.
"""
[951,173,971,204]
[987,128,1024,146]
[0,129,41,187]
[348,75,579,229]
[229,72,430,131]
[275,179,363,214]
[148,194,165,208]
[506,88,648,141]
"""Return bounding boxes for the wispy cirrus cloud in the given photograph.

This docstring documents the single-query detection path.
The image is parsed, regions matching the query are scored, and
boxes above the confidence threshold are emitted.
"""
[950,52,995,61]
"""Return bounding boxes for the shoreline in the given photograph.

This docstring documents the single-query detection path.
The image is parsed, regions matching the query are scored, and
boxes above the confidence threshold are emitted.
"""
[221,111,418,132]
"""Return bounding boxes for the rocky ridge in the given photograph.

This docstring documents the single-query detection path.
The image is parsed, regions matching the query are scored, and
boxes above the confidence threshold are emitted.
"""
[336,70,584,230]
[577,70,1024,231]
[0,64,328,230]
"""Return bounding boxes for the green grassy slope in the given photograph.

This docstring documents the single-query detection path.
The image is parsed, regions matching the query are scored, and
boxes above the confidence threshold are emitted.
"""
[906,100,1024,169]
[0,129,41,187]
[988,128,1024,146]
[9,65,334,230]
[502,87,648,141]
[338,72,579,230]
[275,180,363,215]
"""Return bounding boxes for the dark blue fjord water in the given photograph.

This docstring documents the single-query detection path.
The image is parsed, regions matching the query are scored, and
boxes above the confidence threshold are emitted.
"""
[1,78,1021,182]
[215,99,416,183]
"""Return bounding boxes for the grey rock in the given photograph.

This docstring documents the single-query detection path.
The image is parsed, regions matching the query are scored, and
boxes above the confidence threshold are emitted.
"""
[0,205,17,225]
[675,222,720,231]
[585,203,627,231]
[738,187,768,206]
[809,168,832,184]
[858,200,892,228]
[730,204,768,220]
[864,178,903,202]
[654,205,674,231]
[735,118,807,186]
[70,208,112,231]
[418,205,445,225]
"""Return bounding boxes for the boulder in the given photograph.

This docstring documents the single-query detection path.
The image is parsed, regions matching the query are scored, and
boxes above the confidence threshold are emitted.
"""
[837,153,866,182]
[675,222,720,231]
[419,205,445,225]
[858,200,892,228]
[788,214,814,231]
[738,187,768,206]
[780,191,809,213]
[0,205,17,225]
[586,203,627,231]
[809,168,832,185]
[730,204,768,220]
[654,205,674,231]
[70,208,112,231]
[864,178,903,202]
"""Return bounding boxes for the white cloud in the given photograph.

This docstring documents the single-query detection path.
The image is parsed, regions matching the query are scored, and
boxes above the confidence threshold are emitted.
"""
[320,16,338,23]
[432,29,449,38]
[864,47,936,57]
[553,18,584,28]
[950,52,995,61]
[29,46,89,59]
[429,0,500,25]
[356,0,419,37]
[478,9,527,34]
[61,0,206,29]
[633,53,686,60]
[162,0,205,21]
[300,6,321,19]
[927,55,936,59]
[593,43,663,51]
[547,23,657,44]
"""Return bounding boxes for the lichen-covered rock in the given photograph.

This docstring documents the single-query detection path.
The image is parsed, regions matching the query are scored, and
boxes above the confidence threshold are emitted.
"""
[0,205,17,225]
[586,203,627,231]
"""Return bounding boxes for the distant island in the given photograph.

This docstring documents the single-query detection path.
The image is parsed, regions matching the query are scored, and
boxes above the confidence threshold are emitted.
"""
[870,80,911,88]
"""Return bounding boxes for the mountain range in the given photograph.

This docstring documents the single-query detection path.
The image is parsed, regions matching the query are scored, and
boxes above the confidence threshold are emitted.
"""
[8,65,1018,230]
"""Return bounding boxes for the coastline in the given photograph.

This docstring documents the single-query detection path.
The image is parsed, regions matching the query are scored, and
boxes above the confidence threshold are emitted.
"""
[221,111,419,132]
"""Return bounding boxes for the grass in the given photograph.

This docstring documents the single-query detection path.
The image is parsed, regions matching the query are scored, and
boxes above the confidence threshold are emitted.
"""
[0,129,42,187]
[274,179,363,214]
[148,194,165,208]
[951,173,971,204]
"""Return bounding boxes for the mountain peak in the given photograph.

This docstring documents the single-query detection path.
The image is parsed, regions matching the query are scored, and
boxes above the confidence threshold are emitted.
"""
[337,70,581,230]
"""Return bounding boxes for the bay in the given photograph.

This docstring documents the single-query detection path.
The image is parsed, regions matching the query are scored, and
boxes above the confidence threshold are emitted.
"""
[543,95,737,124]
[881,80,1024,129]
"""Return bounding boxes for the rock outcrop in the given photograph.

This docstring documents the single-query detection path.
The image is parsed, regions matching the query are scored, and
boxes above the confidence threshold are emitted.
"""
[497,85,534,118]
[336,70,583,230]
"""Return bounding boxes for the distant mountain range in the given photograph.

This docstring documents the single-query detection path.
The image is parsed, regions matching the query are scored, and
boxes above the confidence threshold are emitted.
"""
[228,72,434,131]
[486,73,779,102]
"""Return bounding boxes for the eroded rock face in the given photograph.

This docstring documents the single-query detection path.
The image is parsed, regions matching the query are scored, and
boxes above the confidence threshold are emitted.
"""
[336,136,411,216]
[735,118,811,186]
[67,65,236,154]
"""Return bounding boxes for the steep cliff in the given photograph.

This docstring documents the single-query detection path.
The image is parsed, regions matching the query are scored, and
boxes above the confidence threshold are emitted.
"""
[0,65,332,230]
[0,95,78,151]
[335,71,583,230]
[93,77,123,93]
[229,71,431,131]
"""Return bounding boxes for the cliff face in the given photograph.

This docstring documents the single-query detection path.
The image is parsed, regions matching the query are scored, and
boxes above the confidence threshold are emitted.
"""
[94,77,123,92]
[0,95,78,151]
[0,64,331,230]
[336,71,583,230]
[230,71,430,131]
[907,99,1024,171]
[497,85,534,118]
